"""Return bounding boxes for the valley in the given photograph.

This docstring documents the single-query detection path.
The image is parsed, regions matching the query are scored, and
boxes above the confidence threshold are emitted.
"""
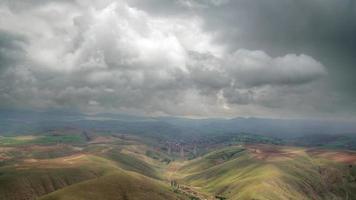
[1,129,356,200]
[1,0,356,199]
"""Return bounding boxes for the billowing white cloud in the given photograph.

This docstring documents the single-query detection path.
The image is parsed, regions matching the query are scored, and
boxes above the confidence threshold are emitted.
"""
[225,50,326,87]
[0,0,329,117]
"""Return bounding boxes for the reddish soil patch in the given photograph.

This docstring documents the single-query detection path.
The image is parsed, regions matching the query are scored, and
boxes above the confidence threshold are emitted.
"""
[246,144,301,161]
[89,136,115,144]
[0,154,10,161]
[0,147,15,152]
[307,149,356,164]
[19,144,74,152]
[19,153,89,169]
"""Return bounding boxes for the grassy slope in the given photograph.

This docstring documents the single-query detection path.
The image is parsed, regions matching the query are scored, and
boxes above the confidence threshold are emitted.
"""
[39,171,185,200]
[0,135,85,146]
[0,137,179,200]
[33,141,186,200]
[3,133,356,200]
[0,155,121,200]
[1,152,184,200]
[177,145,356,200]
[103,147,161,179]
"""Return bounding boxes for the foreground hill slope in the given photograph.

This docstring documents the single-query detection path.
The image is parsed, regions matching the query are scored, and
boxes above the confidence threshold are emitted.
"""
[1,151,185,200]
[0,154,120,200]
[2,131,356,200]
[175,145,356,200]
[0,134,180,200]
[39,171,185,200]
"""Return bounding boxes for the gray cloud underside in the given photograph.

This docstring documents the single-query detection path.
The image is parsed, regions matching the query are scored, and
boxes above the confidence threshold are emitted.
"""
[132,0,356,115]
[0,0,354,118]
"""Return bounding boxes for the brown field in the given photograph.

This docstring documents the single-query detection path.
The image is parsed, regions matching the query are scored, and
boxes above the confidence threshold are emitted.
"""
[89,136,117,144]
[246,144,305,161]
[16,154,89,170]
[307,148,356,164]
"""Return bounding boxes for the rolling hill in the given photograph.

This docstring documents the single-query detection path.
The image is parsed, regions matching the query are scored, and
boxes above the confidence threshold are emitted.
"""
[174,145,356,200]
[39,171,185,200]
[0,133,183,200]
[1,129,356,200]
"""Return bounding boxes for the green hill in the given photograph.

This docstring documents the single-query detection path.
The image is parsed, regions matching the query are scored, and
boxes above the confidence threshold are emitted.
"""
[175,145,356,200]
[0,154,122,200]
[2,132,356,200]
[39,171,185,200]
[0,150,176,200]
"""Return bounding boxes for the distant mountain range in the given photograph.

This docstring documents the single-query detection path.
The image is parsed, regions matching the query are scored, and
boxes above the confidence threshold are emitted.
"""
[1,109,356,139]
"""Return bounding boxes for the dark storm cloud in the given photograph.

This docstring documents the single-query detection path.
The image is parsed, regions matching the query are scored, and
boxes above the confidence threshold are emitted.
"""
[199,0,356,102]
[130,0,356,117]
[167,0,356,53]
[0,30,27,70]
[0,0,354,119]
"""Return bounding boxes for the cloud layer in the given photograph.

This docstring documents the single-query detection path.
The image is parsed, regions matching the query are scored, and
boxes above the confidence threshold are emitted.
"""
[0,0,345,118]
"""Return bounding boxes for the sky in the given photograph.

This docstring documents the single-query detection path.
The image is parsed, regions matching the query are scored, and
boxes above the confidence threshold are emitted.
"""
[0,0,355,119]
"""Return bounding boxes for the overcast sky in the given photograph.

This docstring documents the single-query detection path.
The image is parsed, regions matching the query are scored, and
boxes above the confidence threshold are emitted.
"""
[0,0,355,119]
